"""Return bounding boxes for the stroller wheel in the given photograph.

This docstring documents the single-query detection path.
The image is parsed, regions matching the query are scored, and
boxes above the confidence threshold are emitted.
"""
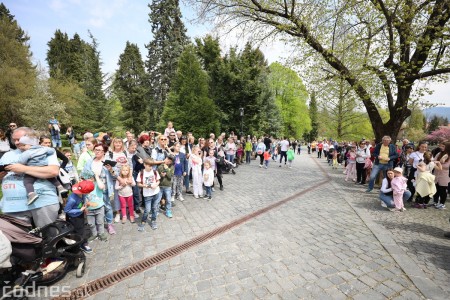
[232,169,236,175]
[76,261,85,278]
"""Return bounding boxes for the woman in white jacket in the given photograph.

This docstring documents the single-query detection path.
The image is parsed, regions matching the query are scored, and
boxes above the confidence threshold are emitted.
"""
[355,141,369,184]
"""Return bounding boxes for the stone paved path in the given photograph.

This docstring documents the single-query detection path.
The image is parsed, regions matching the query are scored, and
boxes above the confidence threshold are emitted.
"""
[52,149,450,299]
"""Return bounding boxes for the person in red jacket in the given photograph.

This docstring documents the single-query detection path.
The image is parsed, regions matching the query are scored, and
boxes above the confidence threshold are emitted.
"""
[317,142,323,158]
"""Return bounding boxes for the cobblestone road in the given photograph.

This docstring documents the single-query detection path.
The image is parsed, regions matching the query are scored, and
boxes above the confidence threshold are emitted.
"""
[52,149,449,299]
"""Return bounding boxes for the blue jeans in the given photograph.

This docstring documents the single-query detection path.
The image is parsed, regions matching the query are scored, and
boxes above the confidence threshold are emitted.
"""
[205,186,212,197]
[142,194,161,223]
[367,163,392,190]
[52,138,62,148]
[379,190,411,208]
[103,192,113,225]
[226,154,235,163]
[132,172,140,210]
[159,187,172,211]
[245,151,251,164]
[184,173,190,191]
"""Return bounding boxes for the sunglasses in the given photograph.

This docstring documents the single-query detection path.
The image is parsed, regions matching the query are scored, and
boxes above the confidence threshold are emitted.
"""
[160,138,168,141]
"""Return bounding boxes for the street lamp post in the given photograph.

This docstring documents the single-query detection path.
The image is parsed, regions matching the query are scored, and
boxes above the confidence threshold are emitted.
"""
[239,108,244,137]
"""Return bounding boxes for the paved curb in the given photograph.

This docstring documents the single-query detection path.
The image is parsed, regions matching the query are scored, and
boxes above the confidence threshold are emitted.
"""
[313,157,448,300]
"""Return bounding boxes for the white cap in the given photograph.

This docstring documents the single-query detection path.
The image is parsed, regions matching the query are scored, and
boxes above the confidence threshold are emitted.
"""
[18,135,38,146]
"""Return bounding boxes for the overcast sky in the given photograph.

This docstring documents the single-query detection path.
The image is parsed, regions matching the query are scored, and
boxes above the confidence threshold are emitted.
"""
[4,0,450,106]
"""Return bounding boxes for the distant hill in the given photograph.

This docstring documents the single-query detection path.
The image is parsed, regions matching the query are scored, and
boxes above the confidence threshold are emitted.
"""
[423,107,450,121]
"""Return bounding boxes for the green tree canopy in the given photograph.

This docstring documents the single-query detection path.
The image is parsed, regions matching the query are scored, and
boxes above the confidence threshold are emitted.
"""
[0,3,36,126]
[268,62,310,138]
[114,41,149,133]
[160,45,219,137]
[146,0,189,128]
[193,0,450,142]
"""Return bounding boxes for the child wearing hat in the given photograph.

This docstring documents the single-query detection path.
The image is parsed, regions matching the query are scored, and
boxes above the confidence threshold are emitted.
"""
[64,180,95,253]
[391,167,407,212]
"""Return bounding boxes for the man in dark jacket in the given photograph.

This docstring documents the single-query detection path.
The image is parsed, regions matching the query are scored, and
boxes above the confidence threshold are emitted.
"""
[366,136,399,192]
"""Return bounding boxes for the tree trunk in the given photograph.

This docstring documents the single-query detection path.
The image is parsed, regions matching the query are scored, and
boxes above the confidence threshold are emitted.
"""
[369,89,411,143]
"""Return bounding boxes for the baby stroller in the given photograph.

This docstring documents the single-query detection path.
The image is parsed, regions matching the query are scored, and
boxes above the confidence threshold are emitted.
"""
[0,215,86,299]
[219,159,236,175]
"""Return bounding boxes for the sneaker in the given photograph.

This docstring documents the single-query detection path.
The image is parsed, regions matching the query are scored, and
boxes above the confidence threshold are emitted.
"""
[98,233,108,241]
[165,210,173,218]
[208,196,212,201]
[220,185,224,191]
[80,243,93,254]
[122,217,127,224]
[134,212,139,218]
[265,166,268,169]
[58,212,66,220]
[259,165,262,168]
[160,205,166,211]
[114,214,120,223]
[63,237,76,245]
[171,200,176,207]
[107,224,116,235]
[365,189,372,193]
[178,195,185,202]
[186,190,193,194]
[130,217,135,223]
[150,221,158,230]
[203,195,209,199]
[88,235,98,243]
[401,207,407,211]
[135,208,142,214]
[212,187,215,192]
[414,203,423,209]
[138,223,145,232]
[171,196,175,202]
[380,201,387,208]
[436,204,446,209]
[194,195,199,199]
[428,203,437,207]
[279,165,281,168]
[27,192,39,206]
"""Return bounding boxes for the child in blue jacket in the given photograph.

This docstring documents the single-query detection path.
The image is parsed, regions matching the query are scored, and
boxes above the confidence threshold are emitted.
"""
[64,180,95,253]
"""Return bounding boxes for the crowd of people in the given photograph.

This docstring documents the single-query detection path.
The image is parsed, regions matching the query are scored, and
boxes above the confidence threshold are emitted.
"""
[0,121,301,254]
[310,137,450,221]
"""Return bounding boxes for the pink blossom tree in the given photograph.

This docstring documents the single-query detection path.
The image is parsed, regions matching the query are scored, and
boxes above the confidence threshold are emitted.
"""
[426,127,450,143]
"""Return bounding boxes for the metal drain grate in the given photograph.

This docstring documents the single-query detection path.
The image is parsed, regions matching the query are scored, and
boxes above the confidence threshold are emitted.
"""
[53,178,330,300]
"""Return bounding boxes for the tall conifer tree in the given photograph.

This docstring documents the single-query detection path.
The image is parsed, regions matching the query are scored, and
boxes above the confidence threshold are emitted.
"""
[115,41,149,133]
[145,0,189,129]
[46,31,107,131]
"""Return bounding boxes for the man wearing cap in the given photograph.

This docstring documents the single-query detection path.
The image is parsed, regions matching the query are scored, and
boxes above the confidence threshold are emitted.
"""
[64,180,95,253]
[0,127,60,227]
